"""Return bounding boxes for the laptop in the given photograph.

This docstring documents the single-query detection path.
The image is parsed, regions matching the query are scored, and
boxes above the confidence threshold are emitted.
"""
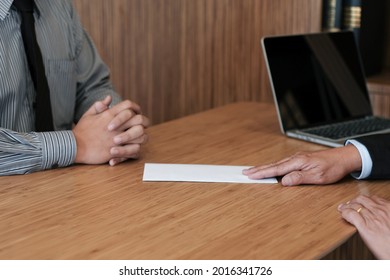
[262,31,390,147]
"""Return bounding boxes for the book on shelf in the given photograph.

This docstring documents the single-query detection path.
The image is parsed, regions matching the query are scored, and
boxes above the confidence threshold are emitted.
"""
[322,0,361,39]
[322,0,343,31]
[322,0,388,76]
[342,0,362,42]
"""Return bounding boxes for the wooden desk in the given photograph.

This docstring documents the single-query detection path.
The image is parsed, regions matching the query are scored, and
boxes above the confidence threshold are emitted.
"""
[0,102,388,259]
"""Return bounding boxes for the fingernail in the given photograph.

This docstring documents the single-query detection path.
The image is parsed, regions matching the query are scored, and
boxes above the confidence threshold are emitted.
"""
[114,136,122,144]
[108,124,115,131]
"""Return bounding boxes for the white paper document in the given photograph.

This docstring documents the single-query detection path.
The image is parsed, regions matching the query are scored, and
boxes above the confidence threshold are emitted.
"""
[143,163,278,184]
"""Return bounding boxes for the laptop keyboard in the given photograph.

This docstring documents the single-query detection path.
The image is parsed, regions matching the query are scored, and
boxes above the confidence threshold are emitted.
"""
[302,117,390,140]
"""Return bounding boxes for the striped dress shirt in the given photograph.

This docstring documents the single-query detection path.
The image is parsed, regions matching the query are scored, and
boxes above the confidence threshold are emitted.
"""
[0,0,121,175]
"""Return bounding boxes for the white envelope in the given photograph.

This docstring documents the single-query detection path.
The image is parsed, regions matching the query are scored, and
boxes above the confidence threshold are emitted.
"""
[143,163,277,184]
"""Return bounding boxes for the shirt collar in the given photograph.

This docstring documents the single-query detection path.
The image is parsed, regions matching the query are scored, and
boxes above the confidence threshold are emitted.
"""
[0,0,13,21]
[0,0,41,21]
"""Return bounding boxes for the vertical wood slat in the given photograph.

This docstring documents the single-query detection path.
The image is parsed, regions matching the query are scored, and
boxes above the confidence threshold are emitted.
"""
[73,0,322,124]
[369,92,390,118]
[322,233,375,260]
[367,72,390,118]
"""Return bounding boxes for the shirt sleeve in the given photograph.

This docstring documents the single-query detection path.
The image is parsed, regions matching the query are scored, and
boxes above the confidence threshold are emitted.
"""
[0,128,76,175]
[71,4,122,122]
[345,139,373,179]
[352,134,390,179]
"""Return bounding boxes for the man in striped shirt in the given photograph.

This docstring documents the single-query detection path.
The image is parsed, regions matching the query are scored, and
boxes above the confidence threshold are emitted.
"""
[0,0,149,175]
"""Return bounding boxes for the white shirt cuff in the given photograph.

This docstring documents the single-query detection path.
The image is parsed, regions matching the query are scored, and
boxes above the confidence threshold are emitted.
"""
[345,139,372,179]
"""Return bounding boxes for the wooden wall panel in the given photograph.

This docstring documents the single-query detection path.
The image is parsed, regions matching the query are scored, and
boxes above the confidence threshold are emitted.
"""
[322,233,375,260]
[73,0,322,124]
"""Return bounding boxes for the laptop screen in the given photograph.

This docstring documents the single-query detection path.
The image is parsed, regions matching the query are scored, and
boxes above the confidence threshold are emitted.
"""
[263,31,372,131]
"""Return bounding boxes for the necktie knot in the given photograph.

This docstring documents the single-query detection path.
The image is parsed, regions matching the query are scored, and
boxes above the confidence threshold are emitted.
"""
[13,0,34,13]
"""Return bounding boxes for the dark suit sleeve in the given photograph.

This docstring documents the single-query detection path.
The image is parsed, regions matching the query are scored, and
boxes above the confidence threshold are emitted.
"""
[354,133,390,179]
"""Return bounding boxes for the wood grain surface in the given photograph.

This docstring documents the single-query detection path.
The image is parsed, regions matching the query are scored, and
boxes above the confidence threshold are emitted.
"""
[0,102,388,259]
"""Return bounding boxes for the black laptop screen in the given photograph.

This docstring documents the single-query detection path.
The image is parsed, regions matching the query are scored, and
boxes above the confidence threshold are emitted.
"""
[263,31,372,130]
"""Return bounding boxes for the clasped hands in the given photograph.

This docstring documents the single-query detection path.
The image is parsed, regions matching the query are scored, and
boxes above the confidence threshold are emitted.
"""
[73,96,150,166]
